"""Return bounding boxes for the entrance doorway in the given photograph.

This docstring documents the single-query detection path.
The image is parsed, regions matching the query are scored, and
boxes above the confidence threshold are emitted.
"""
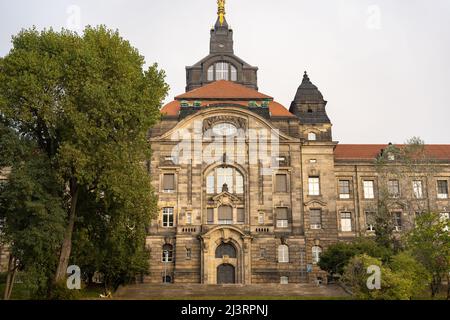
[217,264,235,284]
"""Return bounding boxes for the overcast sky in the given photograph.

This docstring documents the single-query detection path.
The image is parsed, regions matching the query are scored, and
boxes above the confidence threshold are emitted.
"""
[1,0,449,144]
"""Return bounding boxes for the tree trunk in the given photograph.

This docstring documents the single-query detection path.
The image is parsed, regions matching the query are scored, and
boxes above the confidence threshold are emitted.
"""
[54,180,79,283]
[3,254,17,300]
[7,264,17,300]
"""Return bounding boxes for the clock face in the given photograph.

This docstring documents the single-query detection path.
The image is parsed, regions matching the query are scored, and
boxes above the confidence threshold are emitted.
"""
[213,123,237,136]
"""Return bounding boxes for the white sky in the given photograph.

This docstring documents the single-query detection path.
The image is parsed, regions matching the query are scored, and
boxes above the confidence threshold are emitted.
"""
[1,0,449,144]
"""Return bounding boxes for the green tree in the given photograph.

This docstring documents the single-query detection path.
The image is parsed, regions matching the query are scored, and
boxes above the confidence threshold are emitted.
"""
[341,254,416,300]
[389,251,430,299]
[318,238,392,279]
[0,138,66,299]
[371,138,438,251]
[0,26,168,287]
[406,212,450,298]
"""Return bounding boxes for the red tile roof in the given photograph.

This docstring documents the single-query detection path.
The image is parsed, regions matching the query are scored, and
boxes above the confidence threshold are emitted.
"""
[161,100,295,117]
[175,80,273,100]
[161,81,295,117]
[335,144,450,161]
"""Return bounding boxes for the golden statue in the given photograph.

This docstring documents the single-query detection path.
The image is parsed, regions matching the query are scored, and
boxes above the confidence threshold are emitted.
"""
[217,0,226,26]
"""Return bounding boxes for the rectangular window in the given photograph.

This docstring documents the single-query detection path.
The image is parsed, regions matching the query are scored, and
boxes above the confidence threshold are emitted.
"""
[280,276,289,284]
[258,212,265,225]
[413,180,423,199]
[388,180,400,198]
[237,208,245,223]
[308,177,320,196]
[275,174,288,193]
[340,212,352,232]
[393,212,402,231]
[437,180,449,199]
[162,174,175,192]
[207,208,214,224]
[310,209,322,229]
[366,211,376,231]
[276,208,288,228]
[363,180,375,199]
[218,206,233,225]
[162,208,174,227]
[338,180,351,199]
[186,212,192,225]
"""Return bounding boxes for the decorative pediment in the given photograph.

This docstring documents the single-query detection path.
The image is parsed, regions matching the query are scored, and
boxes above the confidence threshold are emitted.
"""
[304,199,328,207]
[212,191,241,206]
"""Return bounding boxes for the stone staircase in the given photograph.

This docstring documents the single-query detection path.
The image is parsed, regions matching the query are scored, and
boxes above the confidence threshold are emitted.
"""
[114,283,349,300]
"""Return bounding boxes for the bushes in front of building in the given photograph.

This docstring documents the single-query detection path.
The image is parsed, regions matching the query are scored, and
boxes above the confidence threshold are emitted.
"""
[320,212,450,299]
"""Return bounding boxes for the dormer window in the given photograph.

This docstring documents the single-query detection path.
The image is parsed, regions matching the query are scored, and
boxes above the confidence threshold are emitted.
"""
[308,132,317,141]
[206,62,237,82]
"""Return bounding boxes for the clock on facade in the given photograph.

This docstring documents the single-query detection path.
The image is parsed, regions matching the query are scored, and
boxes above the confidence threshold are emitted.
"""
[212,122,237,136]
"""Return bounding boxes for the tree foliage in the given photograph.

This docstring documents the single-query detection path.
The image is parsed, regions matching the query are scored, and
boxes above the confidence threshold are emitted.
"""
[0,25,168,296]
[318,238,392,278]
[341,253,428,300]
[406,212,450,297]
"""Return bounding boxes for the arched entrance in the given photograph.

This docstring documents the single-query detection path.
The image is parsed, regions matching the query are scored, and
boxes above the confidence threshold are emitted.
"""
[217,264,235,284]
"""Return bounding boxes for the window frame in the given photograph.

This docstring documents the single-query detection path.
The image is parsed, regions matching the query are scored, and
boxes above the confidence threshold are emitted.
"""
[308,177,320,196]
[340,212,352,232]
[162,173,176,193]
[310,209,322,230]
[338,180,351,199]
[388,179,400,198]
[363,180,375,199]
[276,207,289,228]
[412,180,424,199]
[162,244,173,262]
[275,173,288,193]
[437,180,449,199]
[162,207,174,228]
[278,245,289,263]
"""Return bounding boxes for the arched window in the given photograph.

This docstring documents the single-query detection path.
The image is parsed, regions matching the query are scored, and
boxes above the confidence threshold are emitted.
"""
[312,246,322,264]
[308,132,317,141]
[278,245,289,263]
[206,167,244,195]
[207,65,214,81]
[216,62,229,80]
[162,244,173,262]
[206,62,238,82]
[218,205,233,224]
[215,243,237,258]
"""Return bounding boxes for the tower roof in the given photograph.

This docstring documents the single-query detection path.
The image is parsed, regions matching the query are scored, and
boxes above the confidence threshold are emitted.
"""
[293,71,325,103]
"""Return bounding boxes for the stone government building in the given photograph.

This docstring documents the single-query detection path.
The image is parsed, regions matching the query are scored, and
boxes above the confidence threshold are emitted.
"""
[144,4,450,285]
[1,3,450,285]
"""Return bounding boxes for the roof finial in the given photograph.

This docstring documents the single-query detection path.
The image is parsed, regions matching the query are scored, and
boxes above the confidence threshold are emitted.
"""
[217,0,226,26]
[303,71,310,82]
